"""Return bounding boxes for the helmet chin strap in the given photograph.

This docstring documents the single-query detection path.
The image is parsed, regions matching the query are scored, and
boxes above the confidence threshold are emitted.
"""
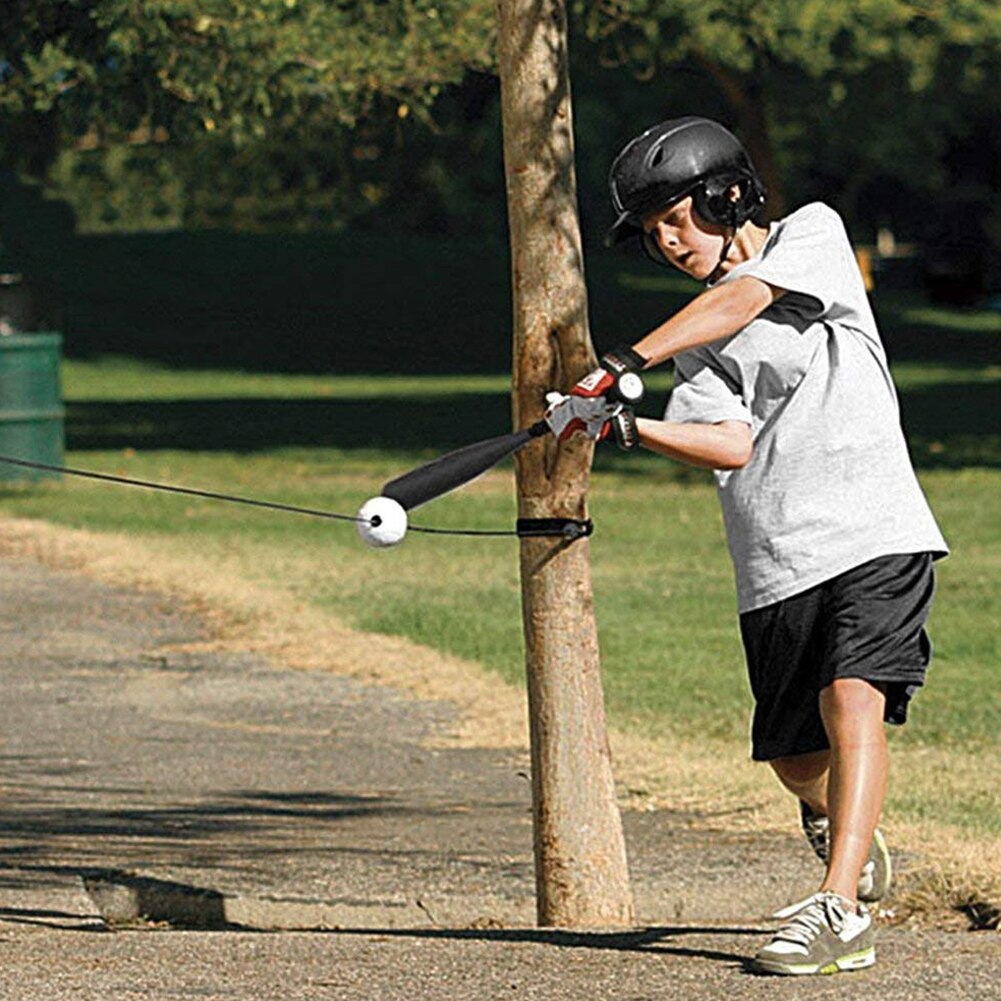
[706,202,740,284]
[706,226,736,285]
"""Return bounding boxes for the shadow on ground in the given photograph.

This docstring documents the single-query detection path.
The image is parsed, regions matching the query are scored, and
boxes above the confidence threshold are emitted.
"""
[0,861,762,971]
[60,376,1001,469]
[64,395,513,455]
[0,787,521,860]
[316,925,761,969]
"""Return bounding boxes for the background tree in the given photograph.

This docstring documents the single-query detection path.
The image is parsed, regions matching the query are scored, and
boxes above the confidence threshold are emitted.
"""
[578,0,1001,218]
[498,0,634,927]
[5,1,1000,258]
[0,1,497,230]
[0,1,496,140]
[2,1,999,361]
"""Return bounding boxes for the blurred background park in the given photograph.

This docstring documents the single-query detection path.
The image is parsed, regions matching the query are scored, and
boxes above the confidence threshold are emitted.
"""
[2,1,1001,370]
[0,4,999,847]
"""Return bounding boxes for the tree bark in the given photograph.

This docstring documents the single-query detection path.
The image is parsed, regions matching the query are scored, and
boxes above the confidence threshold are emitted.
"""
[496,0,634,929]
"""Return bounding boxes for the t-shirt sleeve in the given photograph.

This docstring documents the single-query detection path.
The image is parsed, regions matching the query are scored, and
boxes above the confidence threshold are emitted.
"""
[722,203,864,323]
[664,348,753,426]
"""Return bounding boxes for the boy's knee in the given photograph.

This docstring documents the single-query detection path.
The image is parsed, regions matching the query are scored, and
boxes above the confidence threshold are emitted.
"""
[820,678,888,745]
[821,677,886,718]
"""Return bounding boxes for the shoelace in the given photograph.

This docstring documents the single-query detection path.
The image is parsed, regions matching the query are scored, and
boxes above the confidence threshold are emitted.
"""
[770,892,848,947]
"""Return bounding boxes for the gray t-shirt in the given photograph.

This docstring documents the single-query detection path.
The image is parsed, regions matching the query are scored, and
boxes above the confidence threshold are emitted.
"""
[664,202,948,612]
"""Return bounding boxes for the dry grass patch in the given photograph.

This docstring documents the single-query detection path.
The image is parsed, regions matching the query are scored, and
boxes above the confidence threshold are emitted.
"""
[888,828,1001,930]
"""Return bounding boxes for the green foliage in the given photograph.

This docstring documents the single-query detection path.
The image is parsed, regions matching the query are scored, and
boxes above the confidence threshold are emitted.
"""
[45,144,185,231]
[3,0,1000,275]
[1,1,499,233]
[1,1,496,145]
[580,1,1001,83]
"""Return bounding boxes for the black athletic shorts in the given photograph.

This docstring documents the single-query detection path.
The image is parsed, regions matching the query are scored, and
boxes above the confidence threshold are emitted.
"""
[739,552,937,762]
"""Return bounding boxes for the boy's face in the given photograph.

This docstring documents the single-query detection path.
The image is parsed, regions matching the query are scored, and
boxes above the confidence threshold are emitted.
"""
[642,196,732,281]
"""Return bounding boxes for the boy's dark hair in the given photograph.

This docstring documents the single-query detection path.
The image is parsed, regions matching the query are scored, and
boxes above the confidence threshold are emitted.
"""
[607,117,765,249]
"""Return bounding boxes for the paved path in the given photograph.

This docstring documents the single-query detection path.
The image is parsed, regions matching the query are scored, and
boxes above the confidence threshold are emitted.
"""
[0,554,996,999]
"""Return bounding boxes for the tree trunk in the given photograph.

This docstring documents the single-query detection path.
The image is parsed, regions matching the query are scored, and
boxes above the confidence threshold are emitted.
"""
[496,0,635,929]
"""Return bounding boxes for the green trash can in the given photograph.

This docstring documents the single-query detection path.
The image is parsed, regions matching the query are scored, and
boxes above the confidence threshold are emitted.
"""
[0,332,65,482]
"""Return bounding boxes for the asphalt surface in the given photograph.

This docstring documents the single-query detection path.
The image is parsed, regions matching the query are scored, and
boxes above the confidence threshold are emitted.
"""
[0,553,997,999]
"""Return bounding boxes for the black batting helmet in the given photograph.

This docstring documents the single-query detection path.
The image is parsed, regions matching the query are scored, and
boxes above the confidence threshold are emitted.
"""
[607,116,765,247]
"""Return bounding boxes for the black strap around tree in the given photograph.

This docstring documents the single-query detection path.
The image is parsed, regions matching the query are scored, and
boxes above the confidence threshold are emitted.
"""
[516,517,594,540]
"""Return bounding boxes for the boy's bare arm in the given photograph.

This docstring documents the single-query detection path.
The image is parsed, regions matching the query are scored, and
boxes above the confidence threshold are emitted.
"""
[632,276,783,367]
[636,418,753,470]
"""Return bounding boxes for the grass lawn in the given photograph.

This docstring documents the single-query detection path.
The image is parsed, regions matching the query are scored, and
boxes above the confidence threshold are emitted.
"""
[1,314,999,846]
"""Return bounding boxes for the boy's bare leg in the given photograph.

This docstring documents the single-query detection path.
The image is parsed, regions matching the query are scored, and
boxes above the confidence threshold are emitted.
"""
[768,679,889,906]
[816,678,889,903]
[769,749,830,815]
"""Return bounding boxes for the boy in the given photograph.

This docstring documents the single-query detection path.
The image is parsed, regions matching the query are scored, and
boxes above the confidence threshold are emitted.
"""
[546,117,948,975]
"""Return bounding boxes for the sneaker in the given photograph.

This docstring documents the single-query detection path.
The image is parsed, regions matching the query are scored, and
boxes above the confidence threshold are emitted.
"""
[753,891,876,976]
[799,800,892,903]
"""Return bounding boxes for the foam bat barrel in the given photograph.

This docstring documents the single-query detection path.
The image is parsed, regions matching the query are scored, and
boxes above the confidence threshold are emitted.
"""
[382,420,550,511]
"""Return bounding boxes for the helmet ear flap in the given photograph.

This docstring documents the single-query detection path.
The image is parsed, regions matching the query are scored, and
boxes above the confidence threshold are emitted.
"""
[693,174,768,228]
[693,176,740,227]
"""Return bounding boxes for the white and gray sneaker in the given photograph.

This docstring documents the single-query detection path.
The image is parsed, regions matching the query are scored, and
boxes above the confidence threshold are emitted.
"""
[753,891,876,976]
[799,800,892,903]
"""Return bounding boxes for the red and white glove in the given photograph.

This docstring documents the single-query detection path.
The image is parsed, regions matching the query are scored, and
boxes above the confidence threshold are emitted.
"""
[572,345,648,406]
[544,392,623,442]
[544,393,640,451]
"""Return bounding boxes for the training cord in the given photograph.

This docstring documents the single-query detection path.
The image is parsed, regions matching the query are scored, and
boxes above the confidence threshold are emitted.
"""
[0,454,532,539]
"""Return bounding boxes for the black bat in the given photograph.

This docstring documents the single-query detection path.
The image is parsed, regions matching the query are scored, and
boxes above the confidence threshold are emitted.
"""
[380,370,646,511]
[382,420,549,511]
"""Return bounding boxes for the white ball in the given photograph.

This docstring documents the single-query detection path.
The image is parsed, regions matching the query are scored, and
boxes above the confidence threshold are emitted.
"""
[356,496,408,548]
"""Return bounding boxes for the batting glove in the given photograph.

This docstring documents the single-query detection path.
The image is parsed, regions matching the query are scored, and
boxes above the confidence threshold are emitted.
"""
[609,407,640,451]
[544,392,624,442]
[572,345,648,405]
